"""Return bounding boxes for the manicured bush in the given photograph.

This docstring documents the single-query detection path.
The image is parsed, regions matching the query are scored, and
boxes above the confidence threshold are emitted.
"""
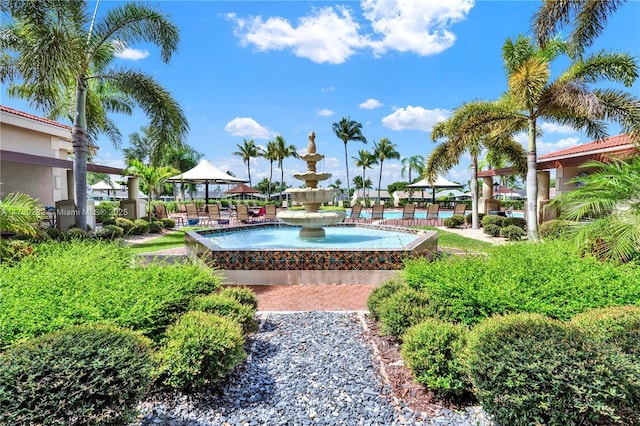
[64,227,88,240]
[0,239,35,264]
[443,215,465,228]
[502,216,526,229]
[94,224,124,240]
[45,225,64,241]
[95,201,119,223]
[465,213,484,226]
[401,318,470,398]
[402,240,640,325]
[500,225,525,241]
[483,223,501,237]
[539,219,573,240]
[161,217,176,229]
[220,286,259,311]
[101,217,117,226]
[149,220,163,234]
[115,217,135,234]
[481,214,504,227]
[190,293,257,334]
[366,278,409,321]
[571,306,640,362]
[155,311,246,390]
[377,288,434,339]
[0,241,221,347]
[131,219,150,235]
[465,313,640,426]
[0,323,153,425]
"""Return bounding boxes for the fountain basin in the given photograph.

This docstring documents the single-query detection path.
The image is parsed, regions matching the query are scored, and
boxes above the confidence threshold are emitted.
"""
[185,223,438,285]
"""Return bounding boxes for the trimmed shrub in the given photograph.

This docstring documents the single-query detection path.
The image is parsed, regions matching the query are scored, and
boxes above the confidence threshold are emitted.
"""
[0,239,35,264]
[539,219,573,240]
[95,201,119,223]
[0,324,153,425]
[483,224,501,237]
[502,216,526,229]
[94,224,124,240]
[366,278,409,321]
[500,225,525,241]
[131,219,150,235]
[45,226,64,241]
[115,217,135,234]
[481,214,504,227]
[220,286,259,311]
[155,311,246,390]
[464,213,484,226]
[65,227,88,240]
[149,220,163,234]
[443,215,465,228]
[161,218,176,229]
[378,288,434,339]
[190,293,257,334]
[401,318,470,398]
[465,313,640,426]
[101,217,117,226]
[571,306,640,362]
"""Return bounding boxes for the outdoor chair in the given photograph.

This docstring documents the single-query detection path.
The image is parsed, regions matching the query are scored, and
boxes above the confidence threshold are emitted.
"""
[453,203,467,217]
[369,204,385,223]
[234,203,253,224]
[399,203,416,226]
[207,203,229,226]
[185,203,210,226]
[154,203,185,227]
[425,203,440,226]
[263,204,278,222]
[345,204,363,223]
[505,205,514,217]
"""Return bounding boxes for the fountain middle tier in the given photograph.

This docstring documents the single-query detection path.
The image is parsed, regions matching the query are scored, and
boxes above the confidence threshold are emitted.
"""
[279,188,345,238]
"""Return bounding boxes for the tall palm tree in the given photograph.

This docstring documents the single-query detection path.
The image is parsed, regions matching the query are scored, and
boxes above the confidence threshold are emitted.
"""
[352,149,376,204]
[124,159,178,220]
[534,0,627,57]
[1,1,188,230]
[551,157,640,262]
[428,102,527,230]
[438,35,640,237]
[124,126,154,165]
[373,138,401,203]
[332,117,367,198]
[262,140,279,200]
[232,139,262,188]
[353,176,373,194]
[274,135,298,194]
[401,155,425,201]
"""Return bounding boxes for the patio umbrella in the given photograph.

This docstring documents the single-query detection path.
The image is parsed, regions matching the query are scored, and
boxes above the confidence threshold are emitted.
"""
[166,159,246,205]
[407,175,463,203]
[90,180,118,199]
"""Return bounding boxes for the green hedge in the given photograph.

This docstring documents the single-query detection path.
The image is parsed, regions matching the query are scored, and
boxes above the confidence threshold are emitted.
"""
[465,313,640,425]
[377,288,434,338]
[190,293,257,334]
[402,240,640,326]
[366,278,408,321]
[0,324,153,425]
[0,241,221,347]
[219,286,259,311]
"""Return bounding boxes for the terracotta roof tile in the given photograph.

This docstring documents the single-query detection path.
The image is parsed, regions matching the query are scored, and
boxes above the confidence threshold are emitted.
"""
[0,105,71,130]
[538,134,633,160]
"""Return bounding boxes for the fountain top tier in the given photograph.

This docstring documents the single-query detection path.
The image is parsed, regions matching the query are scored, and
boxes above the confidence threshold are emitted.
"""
[292,132,330,188]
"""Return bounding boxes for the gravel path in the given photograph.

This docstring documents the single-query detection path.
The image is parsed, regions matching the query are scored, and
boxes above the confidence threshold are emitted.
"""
[137,312,491,425]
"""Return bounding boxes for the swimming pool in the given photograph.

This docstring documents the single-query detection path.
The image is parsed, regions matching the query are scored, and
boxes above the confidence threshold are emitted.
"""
[356,209,524,219]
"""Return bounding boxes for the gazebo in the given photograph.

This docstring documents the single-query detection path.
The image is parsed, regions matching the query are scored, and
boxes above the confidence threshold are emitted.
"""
[406,175,463,203]
[167,159,246,205]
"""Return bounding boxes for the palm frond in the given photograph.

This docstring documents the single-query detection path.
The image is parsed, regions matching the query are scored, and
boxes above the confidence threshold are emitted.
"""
[563,51,638,87]
[508,57,550,109]
[0,192,44,236]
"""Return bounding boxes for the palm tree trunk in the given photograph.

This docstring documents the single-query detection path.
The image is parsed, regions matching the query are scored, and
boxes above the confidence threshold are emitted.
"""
[72,78,89,230]
[526,118,539,239]
[344,142,350,202]
[247,160,252,188]
[362,168,366,204]
[268,161,273,200]
[471,156,479,230]
[378,161,383,204]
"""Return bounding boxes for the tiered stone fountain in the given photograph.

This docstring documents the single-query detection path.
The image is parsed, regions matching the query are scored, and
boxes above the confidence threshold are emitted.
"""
[277,132,346,238]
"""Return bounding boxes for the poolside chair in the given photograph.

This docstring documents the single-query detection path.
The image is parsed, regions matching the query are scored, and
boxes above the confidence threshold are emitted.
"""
[185,203,206,226]
[453,203,467,217]
[207,203,229,226]
[425,203,440,226]
[505,205,514,217]
[370,204,385,223]
[263,204,278,222]
[399,203,416,226]
[345,204,363,223]
[234,203,253,224]
[154,203,185,227]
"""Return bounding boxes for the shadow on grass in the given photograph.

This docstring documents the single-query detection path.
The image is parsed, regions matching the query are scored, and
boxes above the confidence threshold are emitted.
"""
[129,227,207,254]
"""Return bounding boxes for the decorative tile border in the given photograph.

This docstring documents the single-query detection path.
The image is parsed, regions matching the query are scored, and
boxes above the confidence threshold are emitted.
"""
[185,223,437,271]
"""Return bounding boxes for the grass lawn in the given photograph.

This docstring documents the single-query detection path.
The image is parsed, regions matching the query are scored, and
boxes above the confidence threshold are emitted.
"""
[416,226,494,253]
[128,227,206,254]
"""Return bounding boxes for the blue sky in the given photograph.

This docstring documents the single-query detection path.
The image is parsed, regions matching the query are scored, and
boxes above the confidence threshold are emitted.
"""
[3,0,640,189]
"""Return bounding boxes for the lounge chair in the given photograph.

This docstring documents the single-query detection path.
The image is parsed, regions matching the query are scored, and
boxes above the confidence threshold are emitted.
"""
[505,205,514,217]
[234,203,253,224]
[370,204,385,223]
[453,203,467,217]
[154,203,185,227]
[399,203,416,226]
[345,204,363,223]
[207,203,229,226]
[263,204,278,222]
[185,203,206,226]
[425,203,440,226]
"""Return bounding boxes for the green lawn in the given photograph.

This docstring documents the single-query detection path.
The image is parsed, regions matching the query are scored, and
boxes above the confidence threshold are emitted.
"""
[127,227,206,254]
[416,226,494,253]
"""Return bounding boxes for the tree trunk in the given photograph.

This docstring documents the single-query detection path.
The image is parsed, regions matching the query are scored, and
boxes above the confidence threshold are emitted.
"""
[378,161,383,204]
[72,78,89,230]
[344,142,350,203]
[268,161,273,200]
[362,168,366,204]
[526,118,539,239]
[247,160,252,188]
[471,156,479,230]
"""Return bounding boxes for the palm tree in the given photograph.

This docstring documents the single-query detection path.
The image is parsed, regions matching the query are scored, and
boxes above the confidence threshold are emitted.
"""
[262,140,279,200]
[1,1,188,230]
[124,159,178,220]
[353,176,373,195]
[534,0,627,57]
[0,192,43,237]
[438,35,640,237]
[372,138,400,203]
[401,155,425,201]
[274,135,298,194]
[352,149,376,204]
[428,102,527,230]
[332,117,367,198]
[124,126,154,165]
[232,139,262,188]
[551,158,640,262]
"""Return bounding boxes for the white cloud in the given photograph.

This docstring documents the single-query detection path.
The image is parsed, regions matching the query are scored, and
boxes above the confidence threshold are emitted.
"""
[224,117,274,139]
[115,47,149,61]
[228,0,473,64]
[317,108,334,116]
[382,106,451,131]
[359,98,383,109]
[540,122,578,134]
[321,86,336,92]
[538,137,581,155]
